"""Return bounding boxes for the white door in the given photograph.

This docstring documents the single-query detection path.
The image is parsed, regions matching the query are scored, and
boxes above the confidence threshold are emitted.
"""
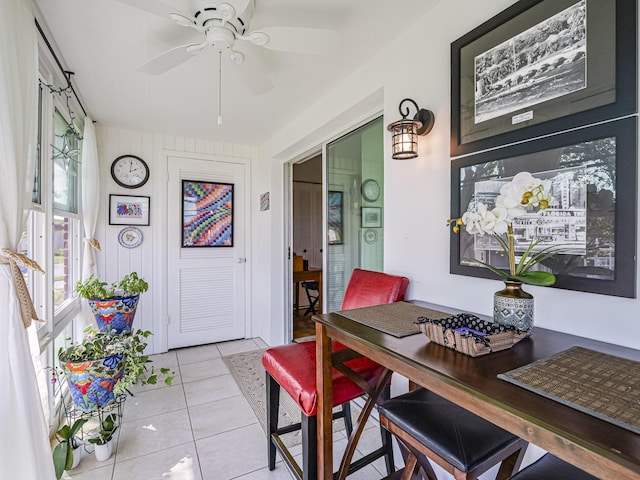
[167,155,246,348]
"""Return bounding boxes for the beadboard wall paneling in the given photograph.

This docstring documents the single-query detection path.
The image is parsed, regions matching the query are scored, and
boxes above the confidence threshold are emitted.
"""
[94,126,259,354]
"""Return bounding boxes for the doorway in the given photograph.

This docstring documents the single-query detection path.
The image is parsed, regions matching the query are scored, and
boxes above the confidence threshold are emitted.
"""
[292,154,322,340]
[286,116,384,341]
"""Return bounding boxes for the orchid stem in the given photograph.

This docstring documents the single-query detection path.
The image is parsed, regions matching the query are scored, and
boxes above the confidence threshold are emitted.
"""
[507,224,516,277]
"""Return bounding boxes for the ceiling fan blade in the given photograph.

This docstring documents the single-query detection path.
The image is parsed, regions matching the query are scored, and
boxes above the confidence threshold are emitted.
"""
[229,54,273,95]
[246,27,342,55]
[137,44,201,75]
[113,0,185,18]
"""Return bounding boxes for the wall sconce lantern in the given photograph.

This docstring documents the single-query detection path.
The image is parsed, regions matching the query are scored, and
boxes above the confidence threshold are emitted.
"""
[387,98,435,159]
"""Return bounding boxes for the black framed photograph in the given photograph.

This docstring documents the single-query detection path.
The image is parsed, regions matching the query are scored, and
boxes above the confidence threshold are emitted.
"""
[450,117,637,298]
[451,0,637,156]
[181,180,233,247]
[328,191,344,245]
[362,207,382,228]
[109,194,150,226]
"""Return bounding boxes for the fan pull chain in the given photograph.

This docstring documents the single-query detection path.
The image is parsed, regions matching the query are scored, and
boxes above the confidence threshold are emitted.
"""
[217,51,223,125]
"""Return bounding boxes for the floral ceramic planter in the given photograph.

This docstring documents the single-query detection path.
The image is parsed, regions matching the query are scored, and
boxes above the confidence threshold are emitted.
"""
[61,355,124,411]
[88,295,140,333]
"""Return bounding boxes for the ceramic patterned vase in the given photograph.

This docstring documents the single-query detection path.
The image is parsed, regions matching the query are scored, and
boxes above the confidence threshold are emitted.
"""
[61,355,124,411]
[493,281,534,336]
[89,295,140,333]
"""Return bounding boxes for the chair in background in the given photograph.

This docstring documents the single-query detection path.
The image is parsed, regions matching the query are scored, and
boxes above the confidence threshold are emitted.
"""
[301,280,319,315]
[262,268,410,480]
[509,453,598,480]
[378,388,528,480]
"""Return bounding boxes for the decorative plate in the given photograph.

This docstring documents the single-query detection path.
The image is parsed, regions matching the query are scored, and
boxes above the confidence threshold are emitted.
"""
[118,226,143,249]
[364,229,377,244]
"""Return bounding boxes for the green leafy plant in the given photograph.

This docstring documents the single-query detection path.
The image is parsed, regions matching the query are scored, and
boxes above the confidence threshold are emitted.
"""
[52,418,87,479]
[58,326,174,396]
[75,272,149,299]
[88,413,118,446]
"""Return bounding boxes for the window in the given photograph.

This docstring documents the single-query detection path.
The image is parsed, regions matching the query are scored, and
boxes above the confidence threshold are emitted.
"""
[52,108,79,214]
[51,105,81,319]
[25,49,85,433]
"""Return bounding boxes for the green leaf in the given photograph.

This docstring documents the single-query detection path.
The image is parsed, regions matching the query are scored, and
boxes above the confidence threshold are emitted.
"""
[69,418,88,438]
[56,424,71,441]
[513,271,556,286]
[164,376,174,386]
[52,443,69,480]
[463,258,510,281]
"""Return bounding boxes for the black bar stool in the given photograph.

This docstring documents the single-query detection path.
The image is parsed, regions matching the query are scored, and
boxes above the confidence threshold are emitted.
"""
[378,388,528,480]
[510,453,598,479]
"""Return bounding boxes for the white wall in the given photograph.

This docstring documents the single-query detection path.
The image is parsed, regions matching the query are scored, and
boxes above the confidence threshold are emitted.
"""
[257,0,640,350]
[94,125,259,353]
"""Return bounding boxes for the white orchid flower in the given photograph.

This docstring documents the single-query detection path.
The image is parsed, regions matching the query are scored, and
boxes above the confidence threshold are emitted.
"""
[491,206,511,234]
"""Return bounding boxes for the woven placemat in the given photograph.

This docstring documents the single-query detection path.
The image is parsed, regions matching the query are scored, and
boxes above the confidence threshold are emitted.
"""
[338,301,452,338]
[499,346,640,434]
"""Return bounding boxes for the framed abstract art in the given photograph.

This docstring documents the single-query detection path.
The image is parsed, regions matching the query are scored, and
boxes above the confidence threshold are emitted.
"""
[182,180,234,247]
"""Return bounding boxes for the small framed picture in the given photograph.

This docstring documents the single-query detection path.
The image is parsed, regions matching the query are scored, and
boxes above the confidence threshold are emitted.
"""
[328,191,344,245]
[109,195,150,226]
[362,207,382,228]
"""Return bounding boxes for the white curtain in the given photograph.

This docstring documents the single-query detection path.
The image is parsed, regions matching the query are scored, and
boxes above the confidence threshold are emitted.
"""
[0,1,56,479]
[81,118,100,280]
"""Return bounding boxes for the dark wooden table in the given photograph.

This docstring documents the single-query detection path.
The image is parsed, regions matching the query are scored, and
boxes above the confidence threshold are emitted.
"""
[314,302,640,480]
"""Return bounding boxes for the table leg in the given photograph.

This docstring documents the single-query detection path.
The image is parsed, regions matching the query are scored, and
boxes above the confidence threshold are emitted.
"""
[294,281,300,317]
[316,322,333,480]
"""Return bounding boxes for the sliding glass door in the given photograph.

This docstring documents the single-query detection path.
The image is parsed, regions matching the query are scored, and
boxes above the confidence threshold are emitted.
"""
[325,117,384,312]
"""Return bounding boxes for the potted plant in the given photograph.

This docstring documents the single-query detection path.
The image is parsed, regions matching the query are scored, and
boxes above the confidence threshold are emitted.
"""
[448,171,562,334]
[58,327,174,410]
[88,413,118,461]
[52,418,87,479]
[76,272,149,333]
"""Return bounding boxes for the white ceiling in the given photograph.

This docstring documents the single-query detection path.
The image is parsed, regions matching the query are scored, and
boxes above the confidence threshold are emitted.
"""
[33,0,439,145]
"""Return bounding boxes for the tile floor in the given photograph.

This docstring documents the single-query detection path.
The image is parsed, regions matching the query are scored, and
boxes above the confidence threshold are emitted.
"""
[63,338,389,480]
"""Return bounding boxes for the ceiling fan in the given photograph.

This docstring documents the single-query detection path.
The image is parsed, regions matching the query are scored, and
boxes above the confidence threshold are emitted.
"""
[115,0,342,97]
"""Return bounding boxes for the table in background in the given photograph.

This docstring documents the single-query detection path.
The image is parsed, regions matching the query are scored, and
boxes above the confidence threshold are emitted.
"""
[314,302,640,480]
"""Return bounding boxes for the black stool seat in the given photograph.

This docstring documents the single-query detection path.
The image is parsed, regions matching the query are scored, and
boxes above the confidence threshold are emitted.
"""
[379,388,527,479]
[511,454,598,479]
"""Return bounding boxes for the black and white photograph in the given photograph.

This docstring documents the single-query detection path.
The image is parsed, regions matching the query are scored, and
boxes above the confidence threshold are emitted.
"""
[470,167,588,258]
[450,0,636,156]
[474,0,586,124]
[451,117,637,298]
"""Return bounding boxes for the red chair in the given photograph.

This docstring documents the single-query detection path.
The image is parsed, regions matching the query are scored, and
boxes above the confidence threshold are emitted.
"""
[262,268,409,480]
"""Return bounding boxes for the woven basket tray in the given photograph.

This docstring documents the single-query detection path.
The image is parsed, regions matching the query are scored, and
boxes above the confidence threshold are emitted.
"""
[416,313,526,357]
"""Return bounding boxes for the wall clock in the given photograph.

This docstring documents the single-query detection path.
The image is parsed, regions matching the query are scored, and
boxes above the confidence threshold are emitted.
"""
[361,179,380,202]
[111,155,150,189]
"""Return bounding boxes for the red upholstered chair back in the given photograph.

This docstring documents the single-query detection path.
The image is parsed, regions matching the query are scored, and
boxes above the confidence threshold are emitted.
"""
[341,268,409,311]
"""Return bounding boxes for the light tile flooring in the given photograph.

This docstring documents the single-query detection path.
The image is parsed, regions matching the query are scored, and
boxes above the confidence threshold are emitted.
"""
[63,338,389,480]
